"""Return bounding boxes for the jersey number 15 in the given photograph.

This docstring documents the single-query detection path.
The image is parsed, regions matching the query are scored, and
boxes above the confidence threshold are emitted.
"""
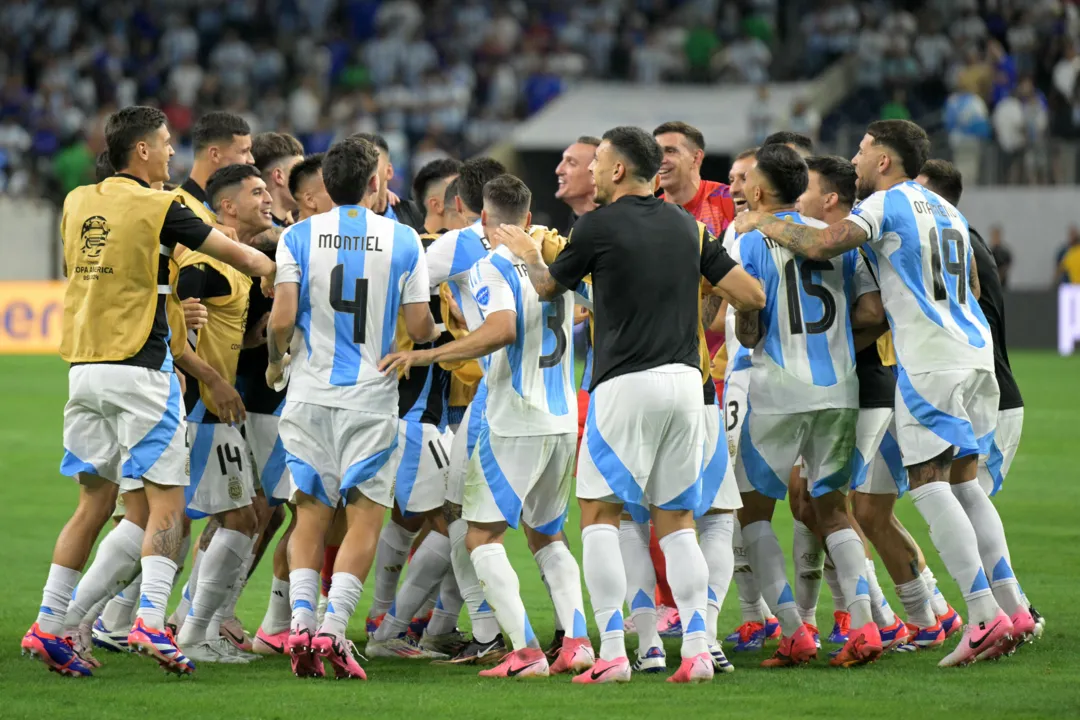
[783,258,836,335]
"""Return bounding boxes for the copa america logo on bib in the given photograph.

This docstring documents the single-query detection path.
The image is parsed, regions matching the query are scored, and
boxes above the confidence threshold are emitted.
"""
[475,286,490,306]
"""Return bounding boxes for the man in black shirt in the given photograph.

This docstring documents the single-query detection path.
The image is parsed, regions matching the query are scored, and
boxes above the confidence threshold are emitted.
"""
[497,125,764,683]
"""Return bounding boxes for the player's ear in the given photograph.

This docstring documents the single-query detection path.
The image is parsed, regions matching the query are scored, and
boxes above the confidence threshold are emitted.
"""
[455,196,465,216]
[694,148,705,169]
[524,210,532,227]
[480,208,488,227]
[367,171,379,196]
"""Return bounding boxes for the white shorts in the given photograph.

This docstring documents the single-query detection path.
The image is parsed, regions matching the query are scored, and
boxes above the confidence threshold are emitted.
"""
[577,365,705,512]
[851,408,909,496]
[244,412,292,506]
[463,428,576,534]
[700,401,741,514]
[279,401,398,508]
[445,381,488,507]
[723,369,750,461]
[978,407,1024,496]
[735,407,858,500]
[895,367,999,466]
[390,420,452,515]
[185,422,257,518]
[61,364,188,491]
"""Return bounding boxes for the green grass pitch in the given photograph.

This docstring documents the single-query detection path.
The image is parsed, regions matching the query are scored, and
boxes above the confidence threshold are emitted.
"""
[1,353,1078,719]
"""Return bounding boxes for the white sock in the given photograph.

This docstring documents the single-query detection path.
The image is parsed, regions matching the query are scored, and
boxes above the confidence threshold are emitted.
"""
[538,567,564,632]
[618,519,661,651]
[427,570,463,636]
[824,529,874,630]
[369,521,419,619]
[742,521,801,636]
[910,482,998,625]
[212,535,259,630]
[896,576,937,627]
[176,528,248,646]
[470,543,536,651]
[64,520,144,630]
[169,551,203,630]
[37,564,81,635]
[922,566,949,616]
[951,480,1025,614]
[659,528,710,658]
[289,567,319,634]
[135,555,178,629]
[697,513,734,646]
[320,572,363,639]
[100,574,141,630]
[732,519,766,623]
[792,520,823,626]
[534,541,587,639]
[823,555,847,613]
[374,531,451,641]
[261,577,291,634]
[417,594,438,619]
[865,559,896,627]
[582,524,626,661]
[448,519,498,643]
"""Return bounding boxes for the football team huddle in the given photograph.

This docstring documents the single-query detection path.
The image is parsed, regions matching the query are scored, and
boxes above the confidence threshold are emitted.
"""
[20,105,1039,686]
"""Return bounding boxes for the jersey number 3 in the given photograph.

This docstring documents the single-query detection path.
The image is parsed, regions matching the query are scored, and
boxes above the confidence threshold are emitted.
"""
[783,259,836,335]
[330,264,369,343]
[539,301,567,368]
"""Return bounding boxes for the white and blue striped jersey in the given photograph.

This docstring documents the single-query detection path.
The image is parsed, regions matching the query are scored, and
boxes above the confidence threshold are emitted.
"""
[275,206,430,415]
[468,245,577,437]
[739,211,863,413]
[426,219,491,333]
[848,181,993,375]
[723,226,752,382]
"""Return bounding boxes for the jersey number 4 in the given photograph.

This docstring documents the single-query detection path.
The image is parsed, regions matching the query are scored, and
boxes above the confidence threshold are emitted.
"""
[539,301,567,368]
[330,264,369,343]
[783,259,836,334]
[928,227,967,304]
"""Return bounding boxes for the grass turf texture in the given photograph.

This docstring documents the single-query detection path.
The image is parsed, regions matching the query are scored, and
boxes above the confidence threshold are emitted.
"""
[0,352,1077,720]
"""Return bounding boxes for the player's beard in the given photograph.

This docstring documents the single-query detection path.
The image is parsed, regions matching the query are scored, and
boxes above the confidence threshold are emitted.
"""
[855,173,876,201]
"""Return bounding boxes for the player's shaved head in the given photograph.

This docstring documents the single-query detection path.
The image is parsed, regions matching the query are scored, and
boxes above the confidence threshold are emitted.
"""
[457,157,507,214]
[482,174,532,227]
[917,159,963,206]
[323,137,380,207]
[206,164,262,210]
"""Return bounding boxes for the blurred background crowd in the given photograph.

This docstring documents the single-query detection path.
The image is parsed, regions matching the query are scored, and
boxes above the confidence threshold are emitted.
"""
[0,0,1078,203]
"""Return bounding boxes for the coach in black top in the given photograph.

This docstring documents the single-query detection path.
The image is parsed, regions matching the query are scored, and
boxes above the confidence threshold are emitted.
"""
[496,126,764,674]
[916,160,1024,497]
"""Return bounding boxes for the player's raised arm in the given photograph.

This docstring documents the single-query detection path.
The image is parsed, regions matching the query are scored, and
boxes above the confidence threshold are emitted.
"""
[493,223,569,301]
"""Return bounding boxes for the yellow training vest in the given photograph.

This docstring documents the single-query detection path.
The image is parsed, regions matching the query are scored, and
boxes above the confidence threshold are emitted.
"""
[177,251,251,416]
[60,177,183,363]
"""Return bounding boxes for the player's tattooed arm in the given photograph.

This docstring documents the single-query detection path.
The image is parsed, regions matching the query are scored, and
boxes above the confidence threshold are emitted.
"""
[735,308,763,347]
[701,293,724,329]
[248,225,284,254]
[733,212,868,260]
[442,501,462,526]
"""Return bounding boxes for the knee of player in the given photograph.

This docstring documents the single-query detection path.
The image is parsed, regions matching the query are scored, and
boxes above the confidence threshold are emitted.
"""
[852,496,890,537]
[464,522,505,552]
[225,504,259,537]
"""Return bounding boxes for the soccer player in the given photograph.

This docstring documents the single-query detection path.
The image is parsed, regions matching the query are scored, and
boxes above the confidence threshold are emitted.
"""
[734,119,1035,665]
[174,163,276,664]
[267,137,438,680]
[732,144,887,668]
[718,147,785,652]
[555,135,601,234]
[350,132,426,232]
[762,131,814,158]
[413,157,462,234]
[501,126,764,684]
[916,159,1041,634]
[382,174,594,679]
[178,111,254,215]
[288,154,333,221]
[654,121,735,237]
[423,157,512,665]
[797,155,955,650]
[22,106,273,677]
